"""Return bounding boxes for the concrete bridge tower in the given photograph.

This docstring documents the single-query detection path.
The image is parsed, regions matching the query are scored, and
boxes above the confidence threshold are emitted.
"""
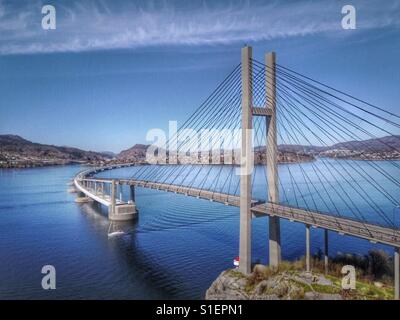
[239,46,253,274]
[266,52,281,268]
[239,46,281,274]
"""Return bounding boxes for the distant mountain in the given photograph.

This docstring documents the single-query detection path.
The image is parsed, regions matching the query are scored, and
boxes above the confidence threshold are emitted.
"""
[99,151,117,158]
[255,145,327,154]
[116,135,400,163]
[117,143,314,163]
[0,134,112,168]
[317,135,400,160]
[118,144,149,160]
[0,134,30,144]
[4,132,390,169]
[328,135,400,152]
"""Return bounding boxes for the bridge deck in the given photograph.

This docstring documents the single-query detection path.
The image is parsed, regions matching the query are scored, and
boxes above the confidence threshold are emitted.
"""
[251,203,400,248]
[79,176,400,248]
[74,177,127,207]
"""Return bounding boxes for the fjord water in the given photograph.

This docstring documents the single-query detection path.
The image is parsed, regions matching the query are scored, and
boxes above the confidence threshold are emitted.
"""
[0,161,398,299]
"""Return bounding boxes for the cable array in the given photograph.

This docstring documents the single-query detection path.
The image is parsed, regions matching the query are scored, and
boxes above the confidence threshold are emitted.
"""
[127,59,400,229]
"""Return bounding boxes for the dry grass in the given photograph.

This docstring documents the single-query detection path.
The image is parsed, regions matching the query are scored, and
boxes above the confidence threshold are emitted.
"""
[228,250,395,300]
[311,249,394,285]
[223,249,395,299]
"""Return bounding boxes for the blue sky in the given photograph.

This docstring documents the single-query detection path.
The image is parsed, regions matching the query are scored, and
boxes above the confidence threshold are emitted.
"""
[0,0,399,153]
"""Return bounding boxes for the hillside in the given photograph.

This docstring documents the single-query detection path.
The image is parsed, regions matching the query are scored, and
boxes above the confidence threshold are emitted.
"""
[118,144,149,161]
[116,135,400,163]
[277,135,400,154]
[330,135,400,152]
[320,135,400,160]
[0,134,112,168]
[3,133,398,169]
[118,144,314,164]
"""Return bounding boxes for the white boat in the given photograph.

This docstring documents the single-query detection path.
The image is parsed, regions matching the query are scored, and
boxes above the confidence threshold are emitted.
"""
[107,223,125,237]
[107,230,124,238]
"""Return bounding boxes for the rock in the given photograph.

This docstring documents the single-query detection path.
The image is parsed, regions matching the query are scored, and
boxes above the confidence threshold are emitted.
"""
[295,272,332,286]
[316,275,333,286]
[374,281,383,288]
[253,264,269,274]
[321,294,343,300]
[253,294,279,300]
[273,281,290,298]
[254,280,269,295]
[206,267,345,300]
[287,284,305,300]
[206,271,250,300]
[305,292,343,300]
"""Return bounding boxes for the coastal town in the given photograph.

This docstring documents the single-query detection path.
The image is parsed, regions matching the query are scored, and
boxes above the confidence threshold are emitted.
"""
[1,134,399,168]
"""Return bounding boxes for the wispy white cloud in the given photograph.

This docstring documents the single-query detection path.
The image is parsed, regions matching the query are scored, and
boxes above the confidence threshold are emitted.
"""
[0,0,399,55]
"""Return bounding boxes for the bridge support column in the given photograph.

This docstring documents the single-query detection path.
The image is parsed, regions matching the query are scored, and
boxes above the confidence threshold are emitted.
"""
[108,180,137,221]
[306,225,311,272]
[395,247,399,300]
[239,46,253,275]
[266,51,281,268]
[130,185,135,202]
[109,180,117,217]
[324,229,329,274]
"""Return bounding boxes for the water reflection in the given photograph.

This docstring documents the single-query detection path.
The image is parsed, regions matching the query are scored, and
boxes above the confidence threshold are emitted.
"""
[79,201,138,237]
[78,199,188,298]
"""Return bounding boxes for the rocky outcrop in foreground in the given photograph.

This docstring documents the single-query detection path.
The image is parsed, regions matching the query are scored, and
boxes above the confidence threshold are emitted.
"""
[206,264,393,300]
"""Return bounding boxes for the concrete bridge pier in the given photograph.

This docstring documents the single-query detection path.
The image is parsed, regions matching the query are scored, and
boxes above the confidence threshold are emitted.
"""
[108,180,117,217]
[130,185,135,202]
[395,247,399,300]
[129,185,138,214]
[75,190,91,203]
[306,224,311,272]
[108,180,138,221]
[324,229,329,274]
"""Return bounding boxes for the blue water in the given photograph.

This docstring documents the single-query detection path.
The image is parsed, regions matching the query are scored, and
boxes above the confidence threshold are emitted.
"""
[0,161,398,299]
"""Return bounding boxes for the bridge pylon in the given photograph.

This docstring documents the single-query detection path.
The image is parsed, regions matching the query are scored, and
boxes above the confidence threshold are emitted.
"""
[266,51,282,268]
[239,46,253,274]
[239,47,281,274]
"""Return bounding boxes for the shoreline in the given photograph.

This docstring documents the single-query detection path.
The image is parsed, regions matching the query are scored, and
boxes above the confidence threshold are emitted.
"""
[0,160,87,169]
[2,156,398,169]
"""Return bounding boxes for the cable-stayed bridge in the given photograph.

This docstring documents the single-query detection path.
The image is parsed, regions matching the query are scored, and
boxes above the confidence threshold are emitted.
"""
[74,47,400,299]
